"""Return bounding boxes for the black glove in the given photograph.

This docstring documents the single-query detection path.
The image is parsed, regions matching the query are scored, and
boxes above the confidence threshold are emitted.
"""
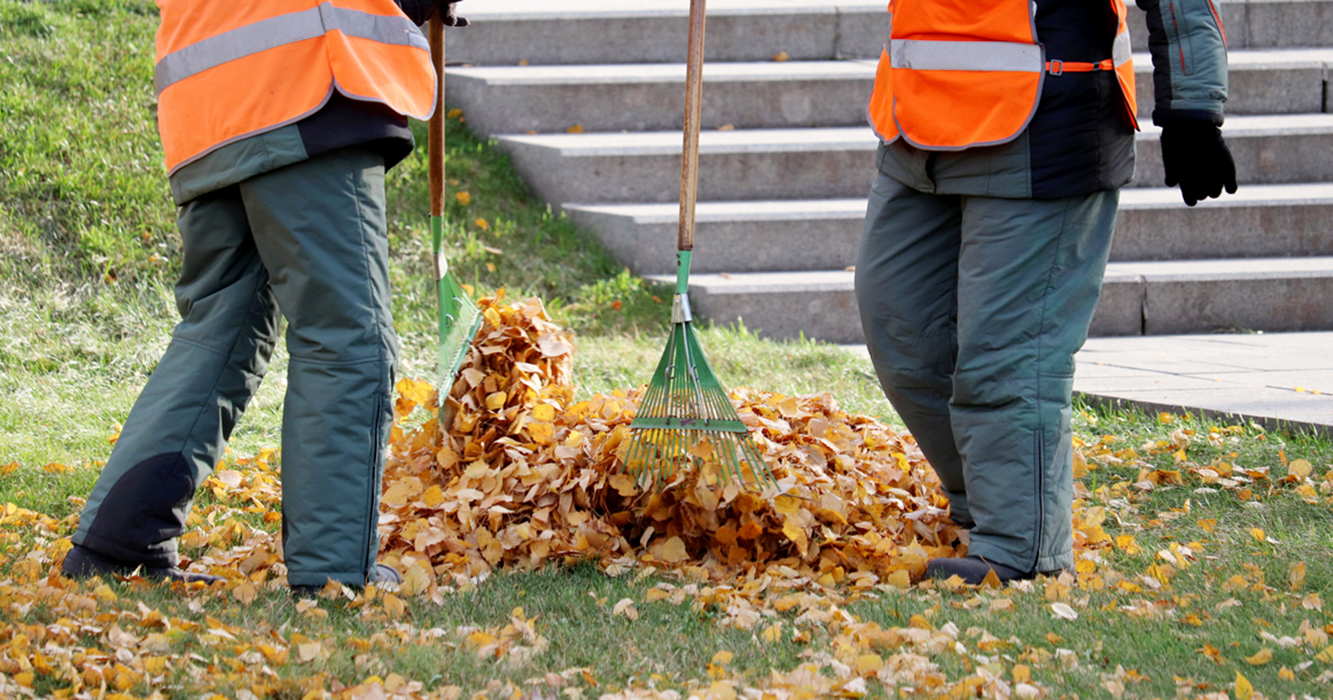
[398,0,467,27]
[440,0,467,27]
[1158,115,1238,206]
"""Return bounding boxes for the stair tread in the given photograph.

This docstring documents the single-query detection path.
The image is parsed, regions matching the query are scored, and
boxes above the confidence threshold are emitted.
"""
[459,0,1281,20]
[651,256,1333,294]
[450,47,1333,85]
[500,114,1333,154]
[566,184,1333,221]
[457,0,888,20]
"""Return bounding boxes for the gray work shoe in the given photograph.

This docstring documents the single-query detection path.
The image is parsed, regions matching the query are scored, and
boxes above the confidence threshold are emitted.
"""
[925,556,1031,585]
[61,544,224,585]
[290,563,402,598]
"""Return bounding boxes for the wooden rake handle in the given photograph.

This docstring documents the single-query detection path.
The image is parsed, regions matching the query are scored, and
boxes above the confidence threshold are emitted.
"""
[429,12,446,218]
[678,0,707,252]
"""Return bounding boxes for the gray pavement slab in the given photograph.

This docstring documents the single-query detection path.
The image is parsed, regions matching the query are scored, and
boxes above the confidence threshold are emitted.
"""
[846,333,1333,432]
[1073,333,1333,432]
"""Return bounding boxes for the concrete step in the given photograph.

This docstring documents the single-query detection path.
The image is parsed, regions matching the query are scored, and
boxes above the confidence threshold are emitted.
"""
[447,60,878,136]
[496,115,1333,206]
[444,0,1333,66]
[649,257,1333,342]
[565,183,1333,275]
[444,1,887,66]
[448,48,1333,136]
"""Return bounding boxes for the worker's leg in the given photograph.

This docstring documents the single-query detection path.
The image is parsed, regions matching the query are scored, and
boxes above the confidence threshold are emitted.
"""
[951,191,1119,574]
[72,188,280,566]
[241,146,398,588]
[854,173,973,527]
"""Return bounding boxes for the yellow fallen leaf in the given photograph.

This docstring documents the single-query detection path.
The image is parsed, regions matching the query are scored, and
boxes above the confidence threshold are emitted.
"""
[1244,648,1272,666]
[1234,670,1254,700]
[456,191,471,206]
[644,588,671,603]
[298,642,322,663]
[760,622,782,643]
[232,581,258,604]
[711,650,733,665]
[654,537,688,564]
[1290,562,1307,591]
[1288,458,1313,479]
[400,561,433,596]
[1251,527,1265,542]
[532,404,556,422]
[706,681,736,700]
[855,654,883,674]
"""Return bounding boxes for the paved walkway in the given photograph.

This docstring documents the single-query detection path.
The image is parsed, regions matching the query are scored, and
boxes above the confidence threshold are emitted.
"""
[845,332,1333,433]
[1074,332,1333,434]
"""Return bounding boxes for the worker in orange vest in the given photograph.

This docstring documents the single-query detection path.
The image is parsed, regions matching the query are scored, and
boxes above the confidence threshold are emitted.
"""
[62,0,467,595]
[857,0,1235,584]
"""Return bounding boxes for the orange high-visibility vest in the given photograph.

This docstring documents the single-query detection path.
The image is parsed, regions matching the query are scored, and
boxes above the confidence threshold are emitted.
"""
[868,0,1138,151]
[155,0,437,174]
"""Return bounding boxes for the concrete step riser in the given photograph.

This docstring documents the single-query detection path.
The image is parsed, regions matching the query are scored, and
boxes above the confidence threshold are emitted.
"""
[687,274,1333,343]
[450,61,1326,136]
[499,141,874,206]
[447,74,874,137]
[571,198,1333,275]
[499,129,1333,207]
[445,10,886,67]
[447,2,1331,66]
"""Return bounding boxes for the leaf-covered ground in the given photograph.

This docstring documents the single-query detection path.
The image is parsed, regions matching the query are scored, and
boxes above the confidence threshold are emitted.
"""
[2,299,1332,700]
[4,5,1333,698]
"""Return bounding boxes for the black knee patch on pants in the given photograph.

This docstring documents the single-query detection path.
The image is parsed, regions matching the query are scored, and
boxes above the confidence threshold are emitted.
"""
[83,452,195,566]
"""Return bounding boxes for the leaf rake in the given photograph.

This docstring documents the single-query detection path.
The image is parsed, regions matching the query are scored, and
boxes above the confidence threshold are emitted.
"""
[623,0,776,490]
[428,12,484,426]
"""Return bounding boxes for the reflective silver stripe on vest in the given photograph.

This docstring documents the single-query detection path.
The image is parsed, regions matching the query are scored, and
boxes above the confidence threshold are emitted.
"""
[1112,28,1132,67]
[890,39,1043,73]
[155,2,428,95]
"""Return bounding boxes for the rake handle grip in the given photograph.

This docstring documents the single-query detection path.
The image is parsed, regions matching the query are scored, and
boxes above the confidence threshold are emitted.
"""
[429,12,446,218]
[678,0,706,252]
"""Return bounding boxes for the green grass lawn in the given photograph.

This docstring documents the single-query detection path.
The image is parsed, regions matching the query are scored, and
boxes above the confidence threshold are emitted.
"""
[3,2,1333,699]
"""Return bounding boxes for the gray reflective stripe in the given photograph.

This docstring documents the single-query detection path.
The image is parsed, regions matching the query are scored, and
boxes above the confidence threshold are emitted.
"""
[890,39,1043,73]
[155,2,427,95]
[1112,28,1132,67]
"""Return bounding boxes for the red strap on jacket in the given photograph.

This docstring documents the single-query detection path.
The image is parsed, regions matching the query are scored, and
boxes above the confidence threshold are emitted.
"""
[1046,59,1115,75]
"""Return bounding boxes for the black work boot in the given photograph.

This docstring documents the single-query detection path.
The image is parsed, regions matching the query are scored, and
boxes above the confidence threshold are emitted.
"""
[61,544,224,585]
[925,556,1032,585]
[290,563,402,598]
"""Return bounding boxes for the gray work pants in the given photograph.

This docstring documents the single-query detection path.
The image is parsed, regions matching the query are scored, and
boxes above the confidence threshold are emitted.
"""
[72,147,398,587]
[855,173,1118,574]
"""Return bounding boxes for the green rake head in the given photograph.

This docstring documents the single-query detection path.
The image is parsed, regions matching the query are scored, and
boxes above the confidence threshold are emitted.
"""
[433,215,483,424]
[624,294,776,490]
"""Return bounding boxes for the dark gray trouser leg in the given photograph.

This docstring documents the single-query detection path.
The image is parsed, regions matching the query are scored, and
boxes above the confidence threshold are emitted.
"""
[856,172,1119,573]
[239,148,398,588]
[74,188,280,566]
[855,175,971,527]
[73,147,397,586]
[951,191,1118,573]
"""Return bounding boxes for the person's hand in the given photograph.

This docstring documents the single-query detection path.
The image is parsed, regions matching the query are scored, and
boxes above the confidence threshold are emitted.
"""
[440,0,467,27]
[1159,118,1237,206]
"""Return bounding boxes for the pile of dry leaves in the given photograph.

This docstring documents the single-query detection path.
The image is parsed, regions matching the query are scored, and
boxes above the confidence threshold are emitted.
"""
[376,294,989,596]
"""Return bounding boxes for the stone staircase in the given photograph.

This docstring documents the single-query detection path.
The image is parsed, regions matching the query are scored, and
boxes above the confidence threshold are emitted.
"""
[445,0,1333,341]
